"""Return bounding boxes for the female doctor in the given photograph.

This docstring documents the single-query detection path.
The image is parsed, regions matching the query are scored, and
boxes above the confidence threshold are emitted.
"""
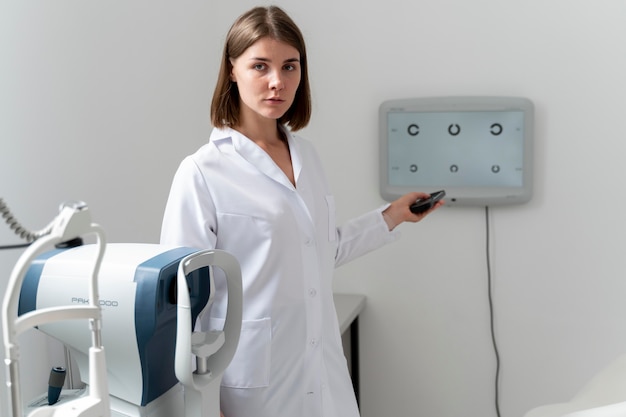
[160,5,443,417]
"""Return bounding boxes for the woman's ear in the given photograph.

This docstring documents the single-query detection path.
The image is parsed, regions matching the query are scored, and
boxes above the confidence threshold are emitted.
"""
[229,60,236,82]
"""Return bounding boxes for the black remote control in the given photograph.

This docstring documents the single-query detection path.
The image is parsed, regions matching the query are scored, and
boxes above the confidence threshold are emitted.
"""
[410,190,446,214]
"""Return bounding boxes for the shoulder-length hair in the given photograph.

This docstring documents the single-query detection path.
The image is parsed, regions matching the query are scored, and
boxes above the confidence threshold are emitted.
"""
[210,6,312,131]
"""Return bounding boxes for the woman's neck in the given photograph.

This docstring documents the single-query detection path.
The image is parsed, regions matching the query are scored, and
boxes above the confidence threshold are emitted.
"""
[235,110,284,147]
[234,114,294,185]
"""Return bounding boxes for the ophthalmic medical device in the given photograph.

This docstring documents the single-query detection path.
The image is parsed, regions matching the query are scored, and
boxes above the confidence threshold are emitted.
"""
[1,199,242,417]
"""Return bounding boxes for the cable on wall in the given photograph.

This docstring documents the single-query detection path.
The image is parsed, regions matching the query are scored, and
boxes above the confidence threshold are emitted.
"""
[485,206,502,417]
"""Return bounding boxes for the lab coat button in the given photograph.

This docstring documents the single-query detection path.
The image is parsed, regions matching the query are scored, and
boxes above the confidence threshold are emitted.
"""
[310,339,318,347]
[304,237,313,246]
[308,288,317,297]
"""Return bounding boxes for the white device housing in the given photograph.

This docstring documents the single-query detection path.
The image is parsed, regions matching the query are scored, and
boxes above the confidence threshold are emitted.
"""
[2,203,111,417]
[18,243,242,417]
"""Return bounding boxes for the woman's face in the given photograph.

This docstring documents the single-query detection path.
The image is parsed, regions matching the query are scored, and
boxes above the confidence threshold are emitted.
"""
[230,37,301,125]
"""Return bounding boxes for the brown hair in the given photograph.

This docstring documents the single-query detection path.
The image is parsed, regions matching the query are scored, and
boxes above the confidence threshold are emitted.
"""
[210,6,312,131]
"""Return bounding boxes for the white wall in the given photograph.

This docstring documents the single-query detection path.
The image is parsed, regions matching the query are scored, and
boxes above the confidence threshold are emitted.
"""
[2,1,626,416]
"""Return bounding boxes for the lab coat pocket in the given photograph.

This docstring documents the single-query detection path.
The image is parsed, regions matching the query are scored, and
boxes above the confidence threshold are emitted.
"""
[326,195,337,242]
[212,317,272,388]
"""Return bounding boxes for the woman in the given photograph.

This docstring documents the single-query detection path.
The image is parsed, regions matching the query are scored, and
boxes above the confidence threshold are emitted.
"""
[160,6,442,417]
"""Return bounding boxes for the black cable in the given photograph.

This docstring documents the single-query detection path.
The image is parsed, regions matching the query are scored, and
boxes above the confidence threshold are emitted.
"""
[0,242,31,250]
[1,197,54,242]
[485,206,502,417]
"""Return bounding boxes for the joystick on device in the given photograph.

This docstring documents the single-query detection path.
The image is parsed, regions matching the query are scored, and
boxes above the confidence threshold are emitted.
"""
[410,190,446,214]
[48,366,67,405]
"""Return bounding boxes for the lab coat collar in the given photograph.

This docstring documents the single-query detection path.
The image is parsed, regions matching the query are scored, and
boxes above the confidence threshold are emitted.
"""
[210,126,303,191]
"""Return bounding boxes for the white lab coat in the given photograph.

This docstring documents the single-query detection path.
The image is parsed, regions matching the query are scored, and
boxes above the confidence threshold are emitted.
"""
[160,127,400,417]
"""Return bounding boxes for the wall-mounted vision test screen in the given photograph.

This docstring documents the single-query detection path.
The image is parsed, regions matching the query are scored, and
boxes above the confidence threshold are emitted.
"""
[379,96,534,206]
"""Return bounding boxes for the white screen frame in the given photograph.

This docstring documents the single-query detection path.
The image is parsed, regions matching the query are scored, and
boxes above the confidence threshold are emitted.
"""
[380,96,534,206]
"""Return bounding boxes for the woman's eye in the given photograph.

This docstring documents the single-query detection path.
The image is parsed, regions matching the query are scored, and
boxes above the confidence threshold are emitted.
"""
[253,63,266,71]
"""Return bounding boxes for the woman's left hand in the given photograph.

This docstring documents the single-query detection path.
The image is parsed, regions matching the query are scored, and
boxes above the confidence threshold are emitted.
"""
[382,191,444,231]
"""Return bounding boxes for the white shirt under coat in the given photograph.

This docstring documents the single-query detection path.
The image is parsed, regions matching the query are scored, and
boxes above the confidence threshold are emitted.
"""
[160,127,400,417]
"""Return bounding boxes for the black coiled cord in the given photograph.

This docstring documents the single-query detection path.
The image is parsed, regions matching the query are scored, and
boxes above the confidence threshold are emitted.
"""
[0,197,54,250]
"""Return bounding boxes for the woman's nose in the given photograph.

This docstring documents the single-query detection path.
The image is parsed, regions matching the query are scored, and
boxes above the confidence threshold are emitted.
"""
[269,71,284,90]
